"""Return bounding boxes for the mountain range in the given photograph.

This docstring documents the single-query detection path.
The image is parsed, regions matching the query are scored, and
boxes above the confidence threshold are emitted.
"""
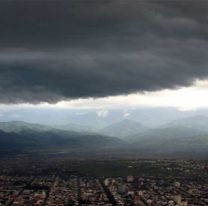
[0,121,125,154]
[0,115,208,157]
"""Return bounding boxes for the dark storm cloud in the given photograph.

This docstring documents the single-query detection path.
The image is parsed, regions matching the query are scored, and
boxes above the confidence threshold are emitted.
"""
[0,0,208,103]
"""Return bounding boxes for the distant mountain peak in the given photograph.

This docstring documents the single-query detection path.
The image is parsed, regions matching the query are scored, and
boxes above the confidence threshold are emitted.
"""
[164,115,208,132]
[100,119,146,139]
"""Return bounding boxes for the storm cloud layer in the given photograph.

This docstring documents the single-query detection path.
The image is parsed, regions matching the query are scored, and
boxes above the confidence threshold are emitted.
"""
[0,0,208,103]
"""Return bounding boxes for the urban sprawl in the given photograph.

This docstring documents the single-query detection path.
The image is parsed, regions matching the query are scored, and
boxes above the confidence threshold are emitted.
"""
[0,159,207,206]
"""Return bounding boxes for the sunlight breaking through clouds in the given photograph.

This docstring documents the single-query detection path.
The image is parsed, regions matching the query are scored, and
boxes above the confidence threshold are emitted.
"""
[2,79,207,111]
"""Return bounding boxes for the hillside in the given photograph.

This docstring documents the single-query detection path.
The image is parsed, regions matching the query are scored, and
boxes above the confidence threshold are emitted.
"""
[0,120,100,134]
[164,115,208,132]
[129,126,208,155]
[0,121,51,133]
[0,129,125,154]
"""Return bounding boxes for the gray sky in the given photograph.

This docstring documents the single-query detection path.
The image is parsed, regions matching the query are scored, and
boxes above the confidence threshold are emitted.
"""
[0,0,208,106]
